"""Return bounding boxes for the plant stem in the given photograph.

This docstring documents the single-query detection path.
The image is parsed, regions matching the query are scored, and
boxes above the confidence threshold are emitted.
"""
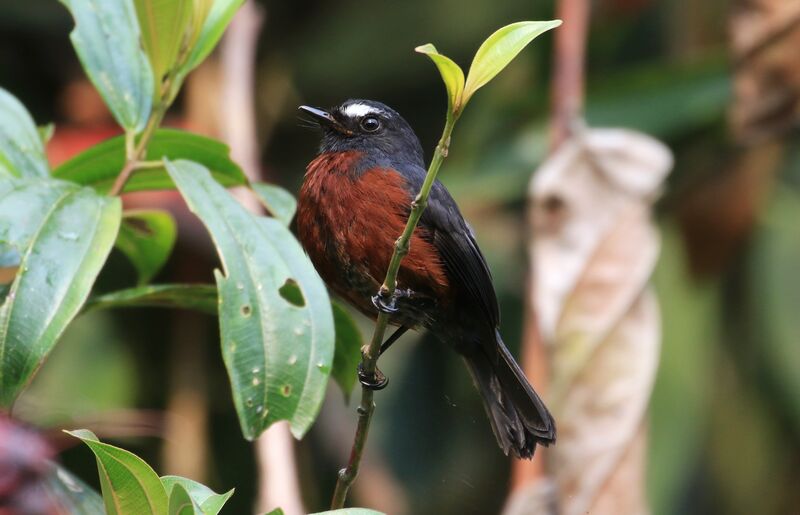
[109,109,165,196]
[550,0,590,149]
[330,111,458,509]
[108,43,189,197]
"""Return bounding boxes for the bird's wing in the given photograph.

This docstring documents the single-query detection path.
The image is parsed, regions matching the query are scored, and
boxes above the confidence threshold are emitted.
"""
[420,179,501,328]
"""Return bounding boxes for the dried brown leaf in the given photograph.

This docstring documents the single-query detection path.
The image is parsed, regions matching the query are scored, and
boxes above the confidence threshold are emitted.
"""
[731,0,800,142]
[530,128,671,341]
[523,127,671,515]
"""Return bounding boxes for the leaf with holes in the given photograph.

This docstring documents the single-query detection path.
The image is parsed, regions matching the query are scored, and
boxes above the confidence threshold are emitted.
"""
[161,476,233,515]
[0,178,121,407]
[166,159,334,440]
[60,0,154,133]
[65,429,169,515]
[0,87,49,178]
[53,129,247,194]
[462,20,561,105]
[86,284,362,402]
[252,183,297,226]
[86,284,217,315]
[133,0,193,92]
[331,302,362,401]
[116,210,176,285]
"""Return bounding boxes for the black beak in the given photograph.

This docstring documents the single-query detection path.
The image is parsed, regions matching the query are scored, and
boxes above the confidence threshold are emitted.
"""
[298,105,335,125]
[298,105,352,135]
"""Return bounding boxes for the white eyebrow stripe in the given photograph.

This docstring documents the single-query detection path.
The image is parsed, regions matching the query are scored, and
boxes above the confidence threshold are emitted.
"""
[341,103,384,118]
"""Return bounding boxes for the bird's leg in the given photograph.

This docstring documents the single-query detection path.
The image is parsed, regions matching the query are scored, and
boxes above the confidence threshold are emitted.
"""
[371,287,413,314]
[357,362,389,390]
[380,325,409,356]
[357,326,409,390]
[362,290,414,390]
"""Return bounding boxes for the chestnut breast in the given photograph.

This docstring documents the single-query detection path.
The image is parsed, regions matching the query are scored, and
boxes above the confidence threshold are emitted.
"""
[297,151,449,321]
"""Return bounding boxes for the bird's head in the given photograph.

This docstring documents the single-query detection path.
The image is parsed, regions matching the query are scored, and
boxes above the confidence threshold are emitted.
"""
[299,99,424,167]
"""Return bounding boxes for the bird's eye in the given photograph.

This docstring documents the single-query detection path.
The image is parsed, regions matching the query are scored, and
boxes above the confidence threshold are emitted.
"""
[360,117,381,132]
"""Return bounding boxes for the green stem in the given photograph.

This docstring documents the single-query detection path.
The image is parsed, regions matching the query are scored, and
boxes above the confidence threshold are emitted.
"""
[330,111,458,509]
[108,43,190,197]
[108,106,166,196]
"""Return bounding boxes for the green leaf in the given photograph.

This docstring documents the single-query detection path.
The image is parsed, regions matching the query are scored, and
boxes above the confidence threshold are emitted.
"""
[414,44,465,114]
[161,476,233,515]
[265,510,285,515]
[86,284,217,315]
[462,20,561,105]
[42,463,106,514]
[52,129,247,193]
[0,87,49,178]
[189,0,213,46]
[168,483,199,515]
[38,123,55,146]
[752,187,800,430]
[251,183,297,226]
[134,0,194,90]
[117,210,177,285]
[165,159,335,440]
[60,0,154,133]
[0,179,70,252]
[311,509,385,515]
[183,0,245,73]
[65,429,169,515]
[331,302,362,400]
[0,179,121,407]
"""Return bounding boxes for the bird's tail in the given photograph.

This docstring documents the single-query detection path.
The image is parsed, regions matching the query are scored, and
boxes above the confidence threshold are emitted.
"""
[463,330,556,459]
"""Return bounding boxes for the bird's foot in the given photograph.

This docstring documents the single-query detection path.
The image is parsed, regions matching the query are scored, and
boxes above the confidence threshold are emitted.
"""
[357,363,389,390]
[371,288,412,315]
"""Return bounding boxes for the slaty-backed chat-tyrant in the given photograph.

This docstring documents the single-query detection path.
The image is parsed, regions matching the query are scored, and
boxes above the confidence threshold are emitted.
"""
[297,99,556,458]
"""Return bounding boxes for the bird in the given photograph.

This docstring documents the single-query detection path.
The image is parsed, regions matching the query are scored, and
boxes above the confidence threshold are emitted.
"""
[296,99,555,459]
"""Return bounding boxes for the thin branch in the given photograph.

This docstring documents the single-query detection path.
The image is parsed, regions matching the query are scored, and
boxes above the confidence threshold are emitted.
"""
[108,101,167,196]
[330,111,458,509]
[108,34,192,197]
[109,159,140,197]
[124,130,136,160]
[550,0,590,149]
[135,160,168,169]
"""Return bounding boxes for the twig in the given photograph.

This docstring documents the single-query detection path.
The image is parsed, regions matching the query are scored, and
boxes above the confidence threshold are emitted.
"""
[550,0,590,149]
[108,30,192,197]
[108,103,167,196]
[330,111,458,509]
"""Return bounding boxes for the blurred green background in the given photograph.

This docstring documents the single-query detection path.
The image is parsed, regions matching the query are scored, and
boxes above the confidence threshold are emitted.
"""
[2,0,799,514]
